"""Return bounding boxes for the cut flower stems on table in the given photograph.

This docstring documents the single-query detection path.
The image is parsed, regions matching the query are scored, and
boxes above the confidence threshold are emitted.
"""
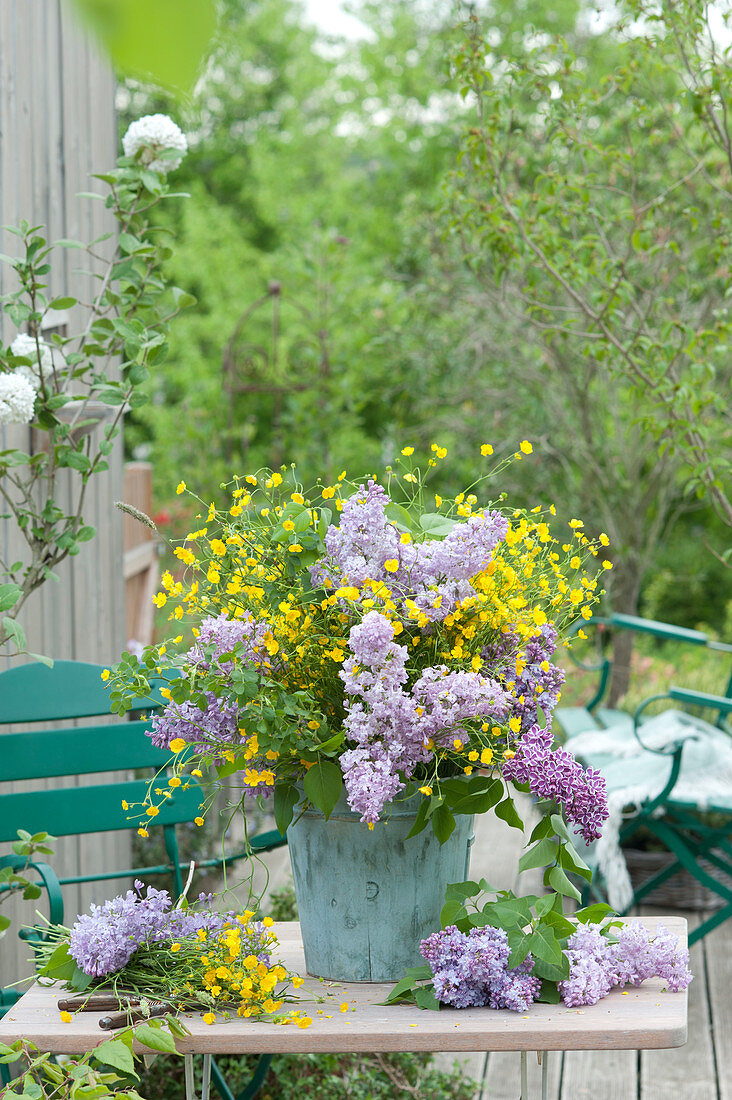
[33,881,314,1029]
[107,443,612,862]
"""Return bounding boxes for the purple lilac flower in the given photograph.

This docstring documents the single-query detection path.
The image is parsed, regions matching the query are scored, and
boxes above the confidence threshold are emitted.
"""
[411,667,510,747]
[187,613,270,673]
[338,617,510,823]
[311,485,507,625]
[69,882,174,977]
[502,722,609,843]
[421,925,541,1011]
[559,921,692,1007]
[312,481,402,588]
[480,625,564,735]
[69,882,251,978]
[149,691,240,752]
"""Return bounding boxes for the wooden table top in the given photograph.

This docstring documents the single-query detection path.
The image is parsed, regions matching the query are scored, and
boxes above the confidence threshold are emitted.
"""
[0,918,688,1055]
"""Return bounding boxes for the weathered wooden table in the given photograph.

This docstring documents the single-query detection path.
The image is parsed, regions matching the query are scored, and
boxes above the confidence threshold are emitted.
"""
[0,918,689,1100]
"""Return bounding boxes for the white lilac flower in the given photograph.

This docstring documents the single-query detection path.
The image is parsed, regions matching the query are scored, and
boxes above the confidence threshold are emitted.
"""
[10,333,53,390]
[0,372,36,425]
[122,114,188,173]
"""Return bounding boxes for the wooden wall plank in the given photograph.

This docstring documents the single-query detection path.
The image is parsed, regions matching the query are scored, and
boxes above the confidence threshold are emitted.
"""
[0,0,124,986]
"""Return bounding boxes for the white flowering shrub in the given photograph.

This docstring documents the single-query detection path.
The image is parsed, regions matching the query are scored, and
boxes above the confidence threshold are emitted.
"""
[0,372,36,425]
[122,113,188,173]
[0,116,194,657]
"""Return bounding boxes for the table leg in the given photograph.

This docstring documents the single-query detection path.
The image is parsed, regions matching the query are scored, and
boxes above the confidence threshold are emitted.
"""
[541,1051,549,1100]
[184,1053,196,1100]
[521,1051,528,1097]
[201,1054,212,1100]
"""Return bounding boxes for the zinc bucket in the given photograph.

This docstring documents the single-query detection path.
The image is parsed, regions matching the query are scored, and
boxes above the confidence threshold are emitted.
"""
[287,790,475,982]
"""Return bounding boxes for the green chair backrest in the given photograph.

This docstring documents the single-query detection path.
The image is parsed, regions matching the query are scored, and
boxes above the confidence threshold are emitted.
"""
[0,660,201,849]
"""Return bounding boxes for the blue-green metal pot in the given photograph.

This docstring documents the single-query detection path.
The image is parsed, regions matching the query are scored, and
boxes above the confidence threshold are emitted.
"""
[287,789,475,982]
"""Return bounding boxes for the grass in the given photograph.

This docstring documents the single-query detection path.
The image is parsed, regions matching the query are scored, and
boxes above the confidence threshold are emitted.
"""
[559,633,730,717]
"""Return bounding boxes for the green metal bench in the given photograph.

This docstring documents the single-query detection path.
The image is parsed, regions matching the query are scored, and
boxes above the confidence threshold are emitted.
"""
[555,616,732,942]
[555,613,732,739]
[0,659,285,1099]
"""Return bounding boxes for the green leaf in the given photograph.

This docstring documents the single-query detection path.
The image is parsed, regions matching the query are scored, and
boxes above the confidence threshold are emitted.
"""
[0,914,11,932]
[575,903,614,924]
[385,502,417,533]
[273,782,299,836]
[303,759,343,820]
[94,1038,135,1076]
[172,287,197,310]
[540,910,577,937]
[440,898,468,927]
[414,985,441,1011]
[528,925,564,966]
[532,954,569,981]
[48,296,77,310]
[382,975,418,1005]
[550,814,573,843]
[72,0,218,93]
[431,804,456,844]
[316,731,344,755]
[518,838,559,874]
[37,942,76,980]
[29,651,54,668]
[537,979,561,1004]
[133,1023,178,1054]
[546,865,582,902]
[533,893,558,918]
[0,583,22,612]
[495,797,523,830]
[419,513,456,538]
[444,880,482,901]
[3,617,26,651]
[405,796,433,839]
[559,842,592,882]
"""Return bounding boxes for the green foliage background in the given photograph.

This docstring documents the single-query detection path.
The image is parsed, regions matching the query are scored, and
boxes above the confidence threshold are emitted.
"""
[120,0,731,635]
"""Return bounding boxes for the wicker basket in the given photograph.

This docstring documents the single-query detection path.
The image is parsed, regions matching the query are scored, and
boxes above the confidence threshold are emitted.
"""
[624,846,731,910]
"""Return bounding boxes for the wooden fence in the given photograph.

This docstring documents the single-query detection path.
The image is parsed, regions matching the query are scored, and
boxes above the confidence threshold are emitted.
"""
[0,1,128,985]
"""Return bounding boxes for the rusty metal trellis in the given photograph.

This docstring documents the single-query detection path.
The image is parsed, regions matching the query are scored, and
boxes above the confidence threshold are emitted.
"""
[221,281,330,468]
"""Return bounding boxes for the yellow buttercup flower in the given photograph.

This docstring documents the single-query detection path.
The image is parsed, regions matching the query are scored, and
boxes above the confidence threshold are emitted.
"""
[519,440,533,454]
[176,481,186,495]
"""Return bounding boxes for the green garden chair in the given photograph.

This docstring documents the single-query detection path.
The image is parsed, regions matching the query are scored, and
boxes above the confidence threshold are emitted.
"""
[0,660,285,1099]
[555,615,732,943]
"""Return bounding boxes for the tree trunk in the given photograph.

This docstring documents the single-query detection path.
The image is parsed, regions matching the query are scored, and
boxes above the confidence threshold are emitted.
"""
[607,561,643,707]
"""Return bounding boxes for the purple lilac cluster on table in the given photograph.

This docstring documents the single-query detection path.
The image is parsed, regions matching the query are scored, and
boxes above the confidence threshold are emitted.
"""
[421,920,692,1012]
[558,921,693,1006]
[68,881,267,978]
[420,925,541,1011]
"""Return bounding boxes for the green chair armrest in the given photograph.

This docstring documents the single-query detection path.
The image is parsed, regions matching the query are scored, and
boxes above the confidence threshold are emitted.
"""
[669,686,732,713]
[631,694,695,756]
[0,856,64,927]
[608,614,709,645]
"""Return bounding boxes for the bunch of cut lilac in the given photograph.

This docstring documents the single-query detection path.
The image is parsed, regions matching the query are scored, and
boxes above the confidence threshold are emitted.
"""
[421,920,691,1013]
[559,921,692,1006]
[420,925,541,1011]
[67,880,255,978]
